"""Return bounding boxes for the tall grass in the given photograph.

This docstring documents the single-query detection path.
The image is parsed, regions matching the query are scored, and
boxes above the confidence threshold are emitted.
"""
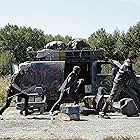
[0,76,10,106]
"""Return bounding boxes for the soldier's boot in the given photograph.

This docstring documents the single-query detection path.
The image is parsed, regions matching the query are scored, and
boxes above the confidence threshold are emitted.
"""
[99,111,111,119]
[98,101,111,119]
[20,105,32,116]
[24,110,32,116]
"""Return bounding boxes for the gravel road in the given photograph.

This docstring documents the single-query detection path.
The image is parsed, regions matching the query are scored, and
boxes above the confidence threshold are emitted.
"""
[0,107,140,140]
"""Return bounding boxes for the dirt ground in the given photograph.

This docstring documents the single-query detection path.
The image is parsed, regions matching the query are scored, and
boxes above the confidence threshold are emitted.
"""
[0,107,140,140]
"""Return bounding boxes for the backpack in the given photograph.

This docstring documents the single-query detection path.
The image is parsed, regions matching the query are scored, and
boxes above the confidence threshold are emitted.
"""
[120,98,138,116]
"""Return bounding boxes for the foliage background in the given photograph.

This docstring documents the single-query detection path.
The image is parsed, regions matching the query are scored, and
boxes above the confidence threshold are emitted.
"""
[1,22,140,75]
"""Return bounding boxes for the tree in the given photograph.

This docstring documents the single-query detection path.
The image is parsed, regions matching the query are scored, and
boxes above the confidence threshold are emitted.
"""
[0,24,46,63]
[0,50,14,76]
[88,28,122,60]
[53,34,73,44]
[63,35,73,44]
[122,22,140,54]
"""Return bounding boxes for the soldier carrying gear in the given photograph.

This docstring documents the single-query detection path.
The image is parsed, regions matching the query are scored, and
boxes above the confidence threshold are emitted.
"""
[0,63,32,118]
[49,66,84,116]
[99,52,140,118]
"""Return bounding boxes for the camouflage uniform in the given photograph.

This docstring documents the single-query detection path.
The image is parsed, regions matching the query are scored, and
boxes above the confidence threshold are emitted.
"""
[50,66,83,114]
[102,58,140,114]
[0,64,30,116]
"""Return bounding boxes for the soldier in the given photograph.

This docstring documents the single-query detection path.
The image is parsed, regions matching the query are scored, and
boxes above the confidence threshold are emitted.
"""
[49,66,84,115]
[0,63,32,119]
[99,52,140,118]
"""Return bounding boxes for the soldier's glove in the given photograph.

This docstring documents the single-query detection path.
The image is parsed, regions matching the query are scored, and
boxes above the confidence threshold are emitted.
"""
[79,78,84,83]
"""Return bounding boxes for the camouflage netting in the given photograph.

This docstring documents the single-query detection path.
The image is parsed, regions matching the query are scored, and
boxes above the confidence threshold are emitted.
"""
[45,41,67,50]
[67,39,91,50]
[36,39,105,60]
[44,39,91,50]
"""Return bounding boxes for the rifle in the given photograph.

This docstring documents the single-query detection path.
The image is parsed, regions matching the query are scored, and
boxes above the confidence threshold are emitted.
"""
[7,85,36,100]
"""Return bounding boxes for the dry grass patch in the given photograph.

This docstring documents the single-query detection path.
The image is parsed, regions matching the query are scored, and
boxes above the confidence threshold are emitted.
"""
[103,135,139,140]
[0,76,9,105]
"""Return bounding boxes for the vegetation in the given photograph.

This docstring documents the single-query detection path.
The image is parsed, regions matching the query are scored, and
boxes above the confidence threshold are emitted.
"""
[88,25,140,62]
[0,50,14,76]
[103,135,139,140]
[0,22,140,75]
[0,76,9,105]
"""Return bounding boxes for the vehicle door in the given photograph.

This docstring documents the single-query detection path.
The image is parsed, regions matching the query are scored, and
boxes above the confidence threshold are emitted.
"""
[94,60,121,95]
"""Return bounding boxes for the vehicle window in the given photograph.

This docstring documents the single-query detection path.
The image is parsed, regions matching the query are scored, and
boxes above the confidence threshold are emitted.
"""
[96,63,114,94]
[97,63,112,75]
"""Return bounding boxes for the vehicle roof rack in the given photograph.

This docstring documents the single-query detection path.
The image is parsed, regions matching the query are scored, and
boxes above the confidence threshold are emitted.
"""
[36,48,107,62]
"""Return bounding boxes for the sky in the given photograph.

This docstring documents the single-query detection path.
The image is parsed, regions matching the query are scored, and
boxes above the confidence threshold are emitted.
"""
[0,0,140,39]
